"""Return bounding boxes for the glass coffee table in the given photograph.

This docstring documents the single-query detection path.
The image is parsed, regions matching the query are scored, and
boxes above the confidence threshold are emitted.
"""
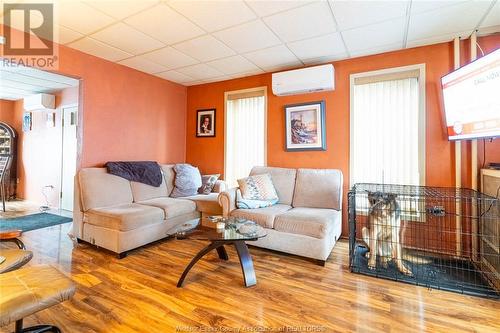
[167,217,267,288]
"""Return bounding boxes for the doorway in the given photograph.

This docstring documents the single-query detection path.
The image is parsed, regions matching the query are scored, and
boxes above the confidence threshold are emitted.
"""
[0,61,80,217]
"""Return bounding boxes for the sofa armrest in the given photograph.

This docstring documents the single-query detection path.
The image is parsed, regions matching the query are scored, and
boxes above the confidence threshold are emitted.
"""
[212,180,227,193]
[218,187,238,217]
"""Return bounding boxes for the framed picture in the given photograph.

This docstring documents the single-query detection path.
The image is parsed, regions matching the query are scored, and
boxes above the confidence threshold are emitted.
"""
[284,101,326,151]
[22,112,32,132]
[196,109,216,137]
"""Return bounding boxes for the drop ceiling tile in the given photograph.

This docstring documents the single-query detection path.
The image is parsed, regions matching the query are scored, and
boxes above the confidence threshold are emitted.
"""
[207,55,260,75]
[119,56,168,74]
[406,30,471,48]
[408,1,492,41]
[213,20,281,53]
[330,0,408,31]
[57,25,84,44]
[168,0,256,32]
[349,42,402,58]
[287,32,346,62]
[173,35,236,62]
[125,4,205,45]
[155,70,194,83]
[480,0,500,29]
[246,0,313,17]
[58,2,115,35]
[185,80,206,86]
[85,1,158,20]
[410,0,467,15]
[203,75,233,84]
[230,69,265,80]
[142,47,198,69]
[263,2,336,42]
[176,63,224,80]
[90,22,164,55]
[343,18,405,53]
[302,53,348,65]
[244,45,302,71]
[68,37,133,62]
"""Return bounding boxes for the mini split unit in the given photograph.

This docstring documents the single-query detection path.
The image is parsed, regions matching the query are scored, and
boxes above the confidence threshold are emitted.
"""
[23,93,55,111]
[272,64,335,96]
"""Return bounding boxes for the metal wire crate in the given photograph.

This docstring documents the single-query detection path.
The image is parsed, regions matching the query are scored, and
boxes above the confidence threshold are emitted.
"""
[348,183,499,298]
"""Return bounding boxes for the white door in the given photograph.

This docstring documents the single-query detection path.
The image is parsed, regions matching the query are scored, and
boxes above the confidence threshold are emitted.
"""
[60,106,78,211]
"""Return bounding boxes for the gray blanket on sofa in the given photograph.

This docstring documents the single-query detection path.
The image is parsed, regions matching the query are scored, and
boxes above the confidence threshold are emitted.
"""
[105,161,162,187]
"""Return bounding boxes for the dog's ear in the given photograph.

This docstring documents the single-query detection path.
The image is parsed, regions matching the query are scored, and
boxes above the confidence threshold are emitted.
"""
[367,191,377,205]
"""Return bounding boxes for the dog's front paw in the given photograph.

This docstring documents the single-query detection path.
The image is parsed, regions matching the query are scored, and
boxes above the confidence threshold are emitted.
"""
[368,259,376,270]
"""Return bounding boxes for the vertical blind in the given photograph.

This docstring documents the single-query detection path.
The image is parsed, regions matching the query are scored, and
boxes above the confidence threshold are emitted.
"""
[225,95,265,187]
[352,77,420,186]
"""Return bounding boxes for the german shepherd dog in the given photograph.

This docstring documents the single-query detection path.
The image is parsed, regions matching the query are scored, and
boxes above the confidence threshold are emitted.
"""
[362,191,413,276]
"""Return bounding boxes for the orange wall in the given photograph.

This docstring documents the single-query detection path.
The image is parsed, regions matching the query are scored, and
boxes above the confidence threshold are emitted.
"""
[186,34,500,236]
[0,100,15,125]
[1,24,187,168]
[13,87,79,206]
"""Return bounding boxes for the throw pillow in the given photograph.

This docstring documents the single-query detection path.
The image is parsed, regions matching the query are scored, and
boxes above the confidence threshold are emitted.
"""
[237,173,278,201]
[236,189,278,209]
[198,174,220,194]
[170,164,202,198]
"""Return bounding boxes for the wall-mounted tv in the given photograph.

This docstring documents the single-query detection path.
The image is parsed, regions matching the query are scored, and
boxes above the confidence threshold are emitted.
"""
[441,48,500,141]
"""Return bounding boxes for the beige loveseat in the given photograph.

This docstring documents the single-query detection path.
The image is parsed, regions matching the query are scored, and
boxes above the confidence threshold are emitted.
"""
[218,166,343,264]
[72,164,226,258]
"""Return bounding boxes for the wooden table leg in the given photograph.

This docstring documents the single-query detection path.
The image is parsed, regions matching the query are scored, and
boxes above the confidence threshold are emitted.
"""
[234,241,256,287]
[216,245,228,260]
[177,241,223,288]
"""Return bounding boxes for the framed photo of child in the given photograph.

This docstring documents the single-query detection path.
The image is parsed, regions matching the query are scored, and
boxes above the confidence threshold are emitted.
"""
[196,109,216,137]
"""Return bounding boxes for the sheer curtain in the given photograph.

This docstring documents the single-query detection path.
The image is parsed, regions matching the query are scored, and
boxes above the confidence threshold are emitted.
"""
[352,77,420,186]
[225,95,265,187]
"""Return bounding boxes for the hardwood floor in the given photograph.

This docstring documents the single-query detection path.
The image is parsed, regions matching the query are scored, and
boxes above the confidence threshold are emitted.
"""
[0,223,498,333]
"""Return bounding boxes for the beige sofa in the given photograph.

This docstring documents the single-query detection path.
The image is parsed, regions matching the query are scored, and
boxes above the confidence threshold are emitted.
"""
[72,164,226,258]
[218,166,343,264]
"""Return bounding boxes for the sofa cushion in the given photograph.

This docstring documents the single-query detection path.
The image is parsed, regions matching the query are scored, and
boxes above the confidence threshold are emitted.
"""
[230,204,292,229]
[250,166,296,205]
[184,193,222,215]
[130,175,169,202]
[79,168,133,211]
[198,174,220,194]
[274,207,340,239]
[292,168,343,210]
[160,164,176,195]
[138,197,196,219]
[85,203,164,231]
[171,164,202,198]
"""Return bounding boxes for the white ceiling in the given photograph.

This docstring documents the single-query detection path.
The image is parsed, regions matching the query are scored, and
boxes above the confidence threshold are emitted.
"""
[1,0,499,87]
[0,61,79,100]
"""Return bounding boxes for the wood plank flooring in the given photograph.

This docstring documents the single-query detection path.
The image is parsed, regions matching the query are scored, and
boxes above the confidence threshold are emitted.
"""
[0,223,498,333]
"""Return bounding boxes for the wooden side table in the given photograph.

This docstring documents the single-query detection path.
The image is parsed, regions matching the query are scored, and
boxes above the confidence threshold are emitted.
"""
[0,230,25,249]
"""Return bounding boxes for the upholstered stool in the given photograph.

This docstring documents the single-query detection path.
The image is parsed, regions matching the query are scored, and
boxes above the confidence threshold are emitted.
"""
[0,265,76,333]
[0,249,33,274]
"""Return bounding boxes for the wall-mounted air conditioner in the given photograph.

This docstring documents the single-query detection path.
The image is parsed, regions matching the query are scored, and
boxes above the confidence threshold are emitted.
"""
[272,64,335,96]
[23,93,55,111]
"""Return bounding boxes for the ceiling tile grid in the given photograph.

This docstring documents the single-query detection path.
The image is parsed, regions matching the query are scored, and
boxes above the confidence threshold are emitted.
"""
[1,0,498,86]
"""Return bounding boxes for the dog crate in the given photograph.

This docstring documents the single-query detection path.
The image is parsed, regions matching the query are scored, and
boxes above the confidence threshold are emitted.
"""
[349,183,499,298]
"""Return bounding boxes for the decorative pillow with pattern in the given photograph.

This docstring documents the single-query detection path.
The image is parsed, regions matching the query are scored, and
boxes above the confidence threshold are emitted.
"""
[236,189,278,209]
[237,174,278,201]
[198,174,220,194]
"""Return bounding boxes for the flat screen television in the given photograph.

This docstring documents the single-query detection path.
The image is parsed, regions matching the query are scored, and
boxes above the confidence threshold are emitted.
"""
[441,48,500,140]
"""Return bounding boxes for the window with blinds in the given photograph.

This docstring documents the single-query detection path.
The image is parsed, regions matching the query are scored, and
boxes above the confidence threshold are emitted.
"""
[225,88,266,187]
[350,65,426,219]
